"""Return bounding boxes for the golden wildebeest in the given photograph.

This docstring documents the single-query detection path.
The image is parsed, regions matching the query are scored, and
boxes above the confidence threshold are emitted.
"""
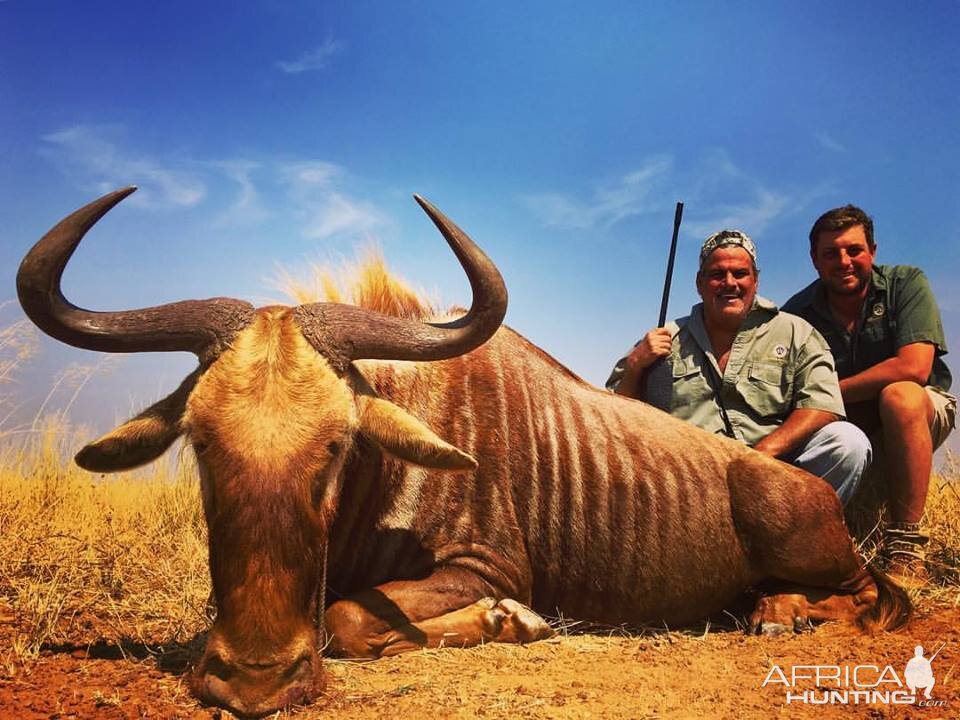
[18,188,909,718]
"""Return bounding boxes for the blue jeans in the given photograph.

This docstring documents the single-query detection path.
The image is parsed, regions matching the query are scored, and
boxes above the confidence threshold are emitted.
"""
[781,422,872,506]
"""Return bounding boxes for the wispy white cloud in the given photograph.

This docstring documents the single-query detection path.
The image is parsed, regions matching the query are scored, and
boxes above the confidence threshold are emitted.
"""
[279,160,342,189]
[276,37,344,74]
[682,189,790,239]
[212,160,268,226]
[524,194,591,229]
[526,150,807,238]
[301,192,384,240]
[680,150,793,237]
[525,156,673,229]
[39,125,390,241]
[40,125,206,208]
[278,160,385,240]
[815,132,847,153]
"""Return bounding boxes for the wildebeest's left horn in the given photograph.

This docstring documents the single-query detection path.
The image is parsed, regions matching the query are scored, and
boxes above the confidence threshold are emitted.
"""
[17,187,255,359]
[295,195,507,366]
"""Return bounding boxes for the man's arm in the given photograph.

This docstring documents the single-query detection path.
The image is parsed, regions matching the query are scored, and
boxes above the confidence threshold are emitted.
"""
[839,342,935,404]
[840,267,942,403]
[753,322,845,459]
[613,362,644,398]
[753,408,838,459]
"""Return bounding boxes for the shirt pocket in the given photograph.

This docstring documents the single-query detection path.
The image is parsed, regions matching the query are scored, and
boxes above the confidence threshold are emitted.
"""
[739,361,793,418]
[670,360,714,414]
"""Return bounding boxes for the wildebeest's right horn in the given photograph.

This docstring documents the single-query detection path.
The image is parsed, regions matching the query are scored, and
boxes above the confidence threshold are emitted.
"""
[294,195,508,367]
[17,187,255,359]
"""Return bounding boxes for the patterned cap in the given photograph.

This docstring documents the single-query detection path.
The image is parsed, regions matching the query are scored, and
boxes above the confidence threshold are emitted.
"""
[699,230,757,269]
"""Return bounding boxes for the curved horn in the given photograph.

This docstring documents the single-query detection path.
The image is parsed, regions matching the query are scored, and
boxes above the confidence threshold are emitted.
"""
[17,187,254,357]
[294,195,507,367]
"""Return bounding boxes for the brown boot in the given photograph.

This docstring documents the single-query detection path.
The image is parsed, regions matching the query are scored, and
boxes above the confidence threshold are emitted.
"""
[882,522,929,590]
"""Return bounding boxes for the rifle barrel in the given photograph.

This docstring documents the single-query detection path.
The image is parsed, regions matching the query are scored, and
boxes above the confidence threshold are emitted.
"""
[657,201,684,328]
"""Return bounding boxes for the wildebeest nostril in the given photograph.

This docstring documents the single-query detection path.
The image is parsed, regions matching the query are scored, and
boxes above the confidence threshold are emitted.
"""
[282,653,314,682]
[202,653,234,681]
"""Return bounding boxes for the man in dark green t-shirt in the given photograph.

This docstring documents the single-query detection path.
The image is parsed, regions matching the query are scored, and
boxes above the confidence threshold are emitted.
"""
[783,205,956,584]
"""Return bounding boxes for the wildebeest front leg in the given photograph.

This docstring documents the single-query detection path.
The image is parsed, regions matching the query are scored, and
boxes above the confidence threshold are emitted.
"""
[325,567,553,659]
[335,597,553,658]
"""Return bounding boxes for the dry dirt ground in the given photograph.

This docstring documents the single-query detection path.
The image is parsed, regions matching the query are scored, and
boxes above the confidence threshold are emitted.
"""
[1,603,958,720]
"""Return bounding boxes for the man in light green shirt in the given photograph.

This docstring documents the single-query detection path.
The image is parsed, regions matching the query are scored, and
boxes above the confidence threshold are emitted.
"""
[607,230,870,504]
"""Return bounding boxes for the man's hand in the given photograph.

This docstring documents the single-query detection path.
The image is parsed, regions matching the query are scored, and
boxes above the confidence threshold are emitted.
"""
[625,327,673,373]
[614,327,672,398]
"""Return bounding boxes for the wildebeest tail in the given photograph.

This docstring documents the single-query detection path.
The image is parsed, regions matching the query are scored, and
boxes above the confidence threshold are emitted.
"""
[862,565,911,631]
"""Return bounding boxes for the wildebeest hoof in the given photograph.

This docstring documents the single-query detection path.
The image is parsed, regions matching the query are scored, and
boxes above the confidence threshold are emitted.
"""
[749,593,812,636]
[759,621,793,637]
[479,598,554,643]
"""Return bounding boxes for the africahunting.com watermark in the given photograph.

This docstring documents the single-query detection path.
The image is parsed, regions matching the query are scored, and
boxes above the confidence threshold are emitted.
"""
[762,642,947,707]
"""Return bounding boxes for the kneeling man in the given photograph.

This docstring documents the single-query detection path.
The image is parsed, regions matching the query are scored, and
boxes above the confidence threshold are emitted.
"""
[783,205,956,581]
[607,230,870,503]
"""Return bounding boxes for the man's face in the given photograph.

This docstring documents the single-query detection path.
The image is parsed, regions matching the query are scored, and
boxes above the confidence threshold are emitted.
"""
[696,247,758,329]
[811,224,876,297]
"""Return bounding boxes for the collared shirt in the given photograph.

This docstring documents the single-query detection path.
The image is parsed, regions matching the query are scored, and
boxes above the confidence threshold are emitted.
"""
[782,264,952,393]
[606,296,845,446]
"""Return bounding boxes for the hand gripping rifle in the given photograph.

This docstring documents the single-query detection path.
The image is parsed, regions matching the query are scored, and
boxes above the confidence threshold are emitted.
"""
[638,202,684,407]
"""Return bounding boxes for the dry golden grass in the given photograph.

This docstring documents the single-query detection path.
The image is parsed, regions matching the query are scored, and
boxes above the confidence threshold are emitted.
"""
[0,417,210,672]
[920,463,960,592]
[846,451,960,598]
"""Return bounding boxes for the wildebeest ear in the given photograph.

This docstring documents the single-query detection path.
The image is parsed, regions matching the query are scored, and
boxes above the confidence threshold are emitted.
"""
[75,371,199,473]
[356,394,477,471]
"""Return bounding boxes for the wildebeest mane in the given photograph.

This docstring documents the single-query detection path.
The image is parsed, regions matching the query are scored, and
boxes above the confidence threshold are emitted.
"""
[276,250,437,320]
[279,251,587,385]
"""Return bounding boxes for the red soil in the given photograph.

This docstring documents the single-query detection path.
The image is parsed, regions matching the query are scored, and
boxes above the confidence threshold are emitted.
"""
[2,605,958,719]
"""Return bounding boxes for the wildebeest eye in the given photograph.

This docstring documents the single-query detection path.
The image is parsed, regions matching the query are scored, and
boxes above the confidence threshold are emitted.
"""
[327,441,341,456]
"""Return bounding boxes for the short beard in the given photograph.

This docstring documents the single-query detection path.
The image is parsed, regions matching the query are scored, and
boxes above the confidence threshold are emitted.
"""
[827,276,867,296]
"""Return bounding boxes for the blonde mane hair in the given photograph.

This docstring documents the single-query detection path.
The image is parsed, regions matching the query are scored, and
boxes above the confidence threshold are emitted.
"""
[274,250,439,320]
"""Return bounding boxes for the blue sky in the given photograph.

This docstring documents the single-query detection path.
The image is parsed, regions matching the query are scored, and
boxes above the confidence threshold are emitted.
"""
[2,2,958,456]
